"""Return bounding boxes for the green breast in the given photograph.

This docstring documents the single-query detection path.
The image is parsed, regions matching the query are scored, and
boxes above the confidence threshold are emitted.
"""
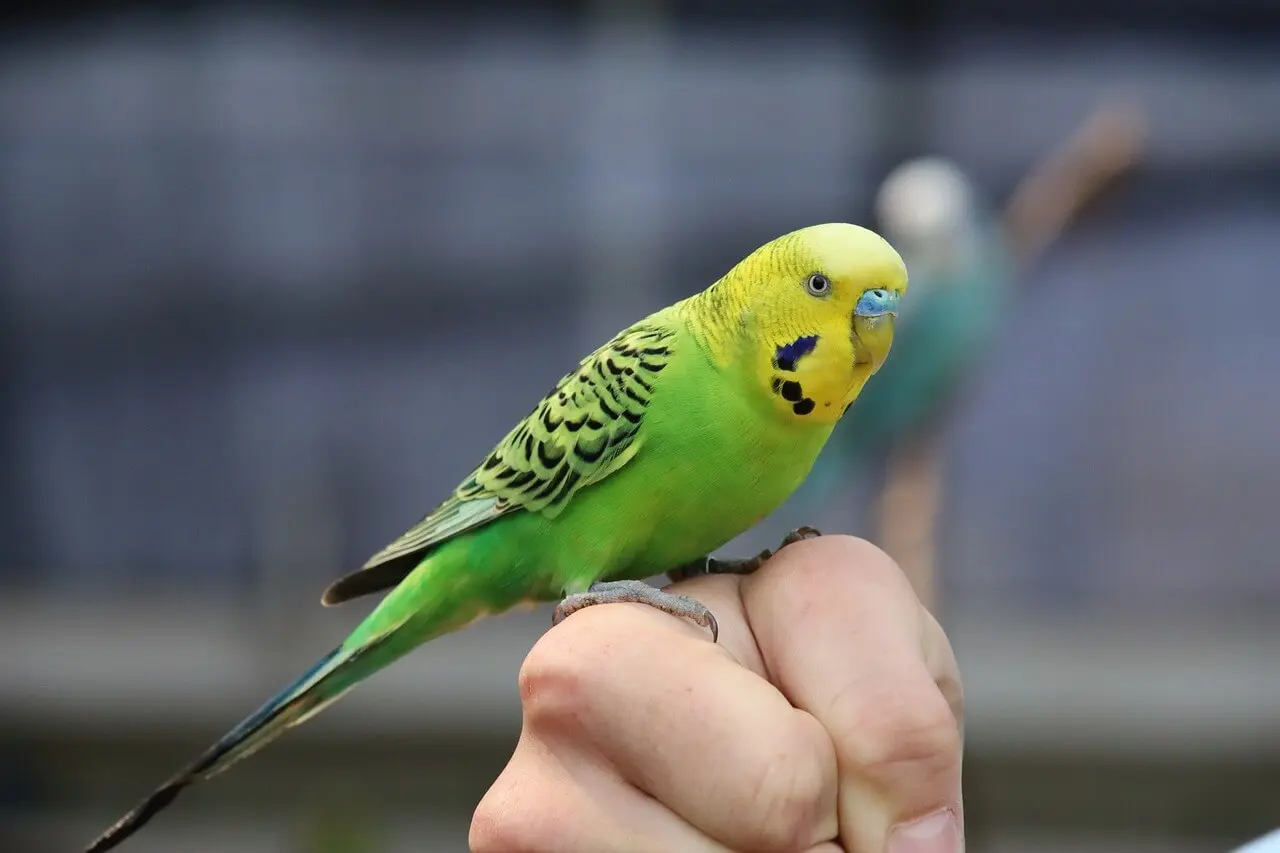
[590,324,834,579]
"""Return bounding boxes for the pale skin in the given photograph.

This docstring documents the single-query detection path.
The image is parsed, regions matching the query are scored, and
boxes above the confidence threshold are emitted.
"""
[471,536,965,853]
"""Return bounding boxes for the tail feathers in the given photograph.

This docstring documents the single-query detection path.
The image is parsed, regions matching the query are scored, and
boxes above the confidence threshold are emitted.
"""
[321,554,420,606]
[84,644,354,853]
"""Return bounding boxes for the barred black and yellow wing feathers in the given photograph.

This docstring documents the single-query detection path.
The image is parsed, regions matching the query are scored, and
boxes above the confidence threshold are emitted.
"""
[320,322,676,605]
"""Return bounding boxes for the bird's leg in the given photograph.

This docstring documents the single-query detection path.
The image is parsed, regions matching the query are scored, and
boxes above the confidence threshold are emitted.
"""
[666,526,823,583]
[667,551,770,583]
[552,528,823,643]
[552,580,720,641]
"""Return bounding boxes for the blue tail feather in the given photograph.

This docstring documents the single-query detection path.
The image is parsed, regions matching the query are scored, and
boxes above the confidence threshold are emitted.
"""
[83,644,346,853]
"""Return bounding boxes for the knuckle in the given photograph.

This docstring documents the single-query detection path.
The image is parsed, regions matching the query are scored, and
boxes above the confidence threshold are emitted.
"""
[469,760,564,853]
[753,770,829,850]
[742,717,836,850]
[517,624,609,732]
[468,798,520,853]
[820,535,905,585]
[468,801,549,853]
[838,679,961,780]
[817,533,895,566]
[777,535,905,591]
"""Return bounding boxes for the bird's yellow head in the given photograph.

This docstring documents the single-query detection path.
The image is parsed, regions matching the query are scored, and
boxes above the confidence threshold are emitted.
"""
[688,222,908,424]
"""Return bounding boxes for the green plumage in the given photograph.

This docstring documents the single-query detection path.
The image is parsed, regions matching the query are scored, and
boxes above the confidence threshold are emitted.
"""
[85,222,909,853]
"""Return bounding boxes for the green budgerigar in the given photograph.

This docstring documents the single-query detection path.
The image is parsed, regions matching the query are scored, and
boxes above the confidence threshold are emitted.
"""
[85,223,908,852]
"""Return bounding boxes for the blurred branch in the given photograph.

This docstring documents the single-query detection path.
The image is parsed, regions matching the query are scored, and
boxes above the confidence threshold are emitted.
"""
[876,96,1148,615]
[876,423,945,613]
[1004,97,1149,271]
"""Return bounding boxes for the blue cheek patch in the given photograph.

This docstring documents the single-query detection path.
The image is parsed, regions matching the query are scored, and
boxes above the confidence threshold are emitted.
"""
[772,334,819,372]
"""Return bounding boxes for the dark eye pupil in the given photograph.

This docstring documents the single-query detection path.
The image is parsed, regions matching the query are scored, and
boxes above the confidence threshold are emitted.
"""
[809,274,829,293]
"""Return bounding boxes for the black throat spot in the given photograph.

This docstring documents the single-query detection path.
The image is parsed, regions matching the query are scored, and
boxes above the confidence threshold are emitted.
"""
[770,377,818,417]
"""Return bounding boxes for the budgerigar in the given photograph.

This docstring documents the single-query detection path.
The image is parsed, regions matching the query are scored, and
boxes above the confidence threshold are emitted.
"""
[84,223,908,852]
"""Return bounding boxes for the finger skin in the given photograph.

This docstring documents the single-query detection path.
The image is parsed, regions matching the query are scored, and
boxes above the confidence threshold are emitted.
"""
[740,536,965,853]
[505,598,840,851]
[471,729,732,853]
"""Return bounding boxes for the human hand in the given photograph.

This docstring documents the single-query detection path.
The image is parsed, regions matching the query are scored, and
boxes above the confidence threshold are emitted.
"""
[470,535,965,853]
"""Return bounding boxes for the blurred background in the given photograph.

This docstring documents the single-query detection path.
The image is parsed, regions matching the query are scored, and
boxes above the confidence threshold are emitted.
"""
[1,1,1277,851]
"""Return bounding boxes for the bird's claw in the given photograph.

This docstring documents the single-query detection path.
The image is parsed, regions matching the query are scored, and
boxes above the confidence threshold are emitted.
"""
[553,580,719,642]
[725,525,824,567]
[665,526,824,584]
[779,525,823,549]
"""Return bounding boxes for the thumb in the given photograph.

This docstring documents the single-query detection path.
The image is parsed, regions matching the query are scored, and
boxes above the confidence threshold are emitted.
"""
[740,537,965,853]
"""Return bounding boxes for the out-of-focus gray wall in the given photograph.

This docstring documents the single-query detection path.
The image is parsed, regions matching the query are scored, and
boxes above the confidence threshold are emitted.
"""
[2,12,1277,606]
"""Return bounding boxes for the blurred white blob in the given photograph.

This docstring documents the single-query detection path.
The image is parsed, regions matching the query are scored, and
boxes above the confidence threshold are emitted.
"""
[874,156,984,289]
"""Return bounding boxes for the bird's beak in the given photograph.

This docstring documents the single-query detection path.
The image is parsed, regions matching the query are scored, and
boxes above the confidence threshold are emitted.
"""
[854,289,900,318]
[850,284,903,376]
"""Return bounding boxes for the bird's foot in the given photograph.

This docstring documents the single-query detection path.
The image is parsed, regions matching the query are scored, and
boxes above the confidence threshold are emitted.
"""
[666,526,823,583]
[777,525,823,549]
[552,580,719,642]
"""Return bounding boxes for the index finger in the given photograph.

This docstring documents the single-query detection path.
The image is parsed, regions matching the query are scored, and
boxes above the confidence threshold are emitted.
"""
[741,535,964,853]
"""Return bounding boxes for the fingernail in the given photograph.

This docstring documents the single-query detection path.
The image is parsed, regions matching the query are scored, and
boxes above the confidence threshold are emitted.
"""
[887,809,961,853]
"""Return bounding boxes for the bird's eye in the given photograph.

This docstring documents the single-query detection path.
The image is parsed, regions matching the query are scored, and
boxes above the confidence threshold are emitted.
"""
[805,273,831,297]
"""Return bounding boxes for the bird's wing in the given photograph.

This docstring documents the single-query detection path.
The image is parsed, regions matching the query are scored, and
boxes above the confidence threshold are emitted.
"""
[320,320,677,605]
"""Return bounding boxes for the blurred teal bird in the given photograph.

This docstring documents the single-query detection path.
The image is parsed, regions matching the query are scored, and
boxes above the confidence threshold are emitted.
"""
[775,102,1143,608]
[800,157,1013,500]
